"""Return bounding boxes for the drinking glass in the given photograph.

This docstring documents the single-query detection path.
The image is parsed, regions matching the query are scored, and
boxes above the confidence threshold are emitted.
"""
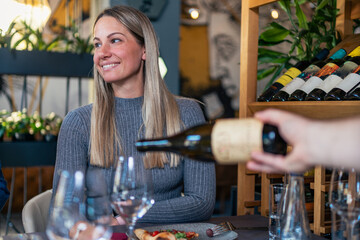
[47,170,112,240]
[111,156,155,239]
[46,171,85,240]
[85,195,113,240]
[329,168,360,240]
[269,183,287,240]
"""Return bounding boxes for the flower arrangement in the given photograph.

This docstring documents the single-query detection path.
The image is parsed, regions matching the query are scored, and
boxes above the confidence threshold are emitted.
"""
[0,109,62,142]
[41,112,63,141]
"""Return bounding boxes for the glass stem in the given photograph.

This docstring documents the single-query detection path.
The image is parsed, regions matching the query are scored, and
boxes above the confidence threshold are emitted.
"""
[348,221,356,240]
[127,224,135,240]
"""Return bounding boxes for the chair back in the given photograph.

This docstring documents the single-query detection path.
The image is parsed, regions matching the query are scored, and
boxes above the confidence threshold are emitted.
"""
[22,189,52,233]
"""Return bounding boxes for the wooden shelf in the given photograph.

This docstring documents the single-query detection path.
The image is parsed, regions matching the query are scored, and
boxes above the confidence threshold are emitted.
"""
[249,0,278,8]
[249,101,360,119]
[310,182,330,193]
[237,0,359,236]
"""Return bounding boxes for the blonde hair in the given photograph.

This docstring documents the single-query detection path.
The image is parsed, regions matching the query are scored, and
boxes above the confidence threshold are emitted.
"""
[90,5,182,168]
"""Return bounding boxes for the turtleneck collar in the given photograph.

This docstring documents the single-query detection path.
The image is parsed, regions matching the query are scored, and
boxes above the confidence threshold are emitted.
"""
[114,96,143,110]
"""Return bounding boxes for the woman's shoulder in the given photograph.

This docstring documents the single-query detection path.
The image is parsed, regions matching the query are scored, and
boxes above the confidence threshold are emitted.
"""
[175,96,202,110]
[175,97,205,126]
[62,104,92,126]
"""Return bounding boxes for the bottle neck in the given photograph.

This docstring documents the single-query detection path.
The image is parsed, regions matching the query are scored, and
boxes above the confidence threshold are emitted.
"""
[135,139,171,151]
[262,124,287,155]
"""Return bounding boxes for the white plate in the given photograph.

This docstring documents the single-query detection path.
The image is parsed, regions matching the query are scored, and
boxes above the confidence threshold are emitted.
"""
[138,222,238,240]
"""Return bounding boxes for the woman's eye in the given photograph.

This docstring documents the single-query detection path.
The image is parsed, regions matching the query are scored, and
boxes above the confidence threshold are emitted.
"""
[94,42,101,48]
[111,38,121,43]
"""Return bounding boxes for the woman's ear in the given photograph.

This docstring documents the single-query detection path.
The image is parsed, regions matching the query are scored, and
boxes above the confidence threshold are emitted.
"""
[142,48,146,60]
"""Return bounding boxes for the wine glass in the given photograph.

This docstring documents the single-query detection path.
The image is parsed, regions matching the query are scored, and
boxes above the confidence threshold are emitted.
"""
[46,170,86,240]
[84,195,113,240]
[111,156,155,239]
[329,168,360,239]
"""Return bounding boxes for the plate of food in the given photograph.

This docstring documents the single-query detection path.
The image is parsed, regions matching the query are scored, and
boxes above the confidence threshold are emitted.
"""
[134,223,238,240]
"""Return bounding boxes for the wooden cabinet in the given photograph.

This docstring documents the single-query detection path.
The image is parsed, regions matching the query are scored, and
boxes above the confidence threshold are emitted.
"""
[237,0,360,236]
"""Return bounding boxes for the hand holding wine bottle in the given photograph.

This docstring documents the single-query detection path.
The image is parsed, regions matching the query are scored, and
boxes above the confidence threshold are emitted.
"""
[136,118,287,164]
[247,109,360,173]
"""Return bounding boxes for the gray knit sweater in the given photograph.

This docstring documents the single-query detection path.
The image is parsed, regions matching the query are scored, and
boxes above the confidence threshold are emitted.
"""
[52,96,216,223]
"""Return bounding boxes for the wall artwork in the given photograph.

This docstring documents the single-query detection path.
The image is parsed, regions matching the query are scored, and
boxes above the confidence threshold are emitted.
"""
[181,0,240,119]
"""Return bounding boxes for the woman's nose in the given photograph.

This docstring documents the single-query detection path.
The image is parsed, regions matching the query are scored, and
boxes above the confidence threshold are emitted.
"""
[98,44,111,58]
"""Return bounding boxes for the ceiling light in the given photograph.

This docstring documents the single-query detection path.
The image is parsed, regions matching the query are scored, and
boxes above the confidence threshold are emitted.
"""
[189,8,200,20]
[270,9,279,19]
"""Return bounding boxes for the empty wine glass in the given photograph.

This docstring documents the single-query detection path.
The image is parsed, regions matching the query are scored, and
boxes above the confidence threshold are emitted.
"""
[46,170,85,240]
[111,156,155,239]
[329,168,360,240]
[84,195,113,240]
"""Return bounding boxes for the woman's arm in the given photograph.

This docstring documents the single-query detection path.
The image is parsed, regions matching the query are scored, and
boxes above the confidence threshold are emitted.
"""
[52,108,90,198]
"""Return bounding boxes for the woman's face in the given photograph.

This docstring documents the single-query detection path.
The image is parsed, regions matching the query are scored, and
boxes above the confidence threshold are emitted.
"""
[93,16,146,85]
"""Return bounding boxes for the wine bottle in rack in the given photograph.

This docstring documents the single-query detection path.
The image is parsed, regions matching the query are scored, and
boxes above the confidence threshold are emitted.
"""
[272,50,348,102]
[288,49,347,101]
[135,118,287,164]
[344,70,360,100]
[257,48,329,102]
[306,46,360,101]
[325,65,360,100]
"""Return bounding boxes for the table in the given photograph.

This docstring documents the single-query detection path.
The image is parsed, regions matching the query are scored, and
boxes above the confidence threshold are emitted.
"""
[1,215,327,239]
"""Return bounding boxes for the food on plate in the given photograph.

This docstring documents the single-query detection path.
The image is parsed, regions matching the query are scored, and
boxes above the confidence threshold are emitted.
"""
[134,228,199,240]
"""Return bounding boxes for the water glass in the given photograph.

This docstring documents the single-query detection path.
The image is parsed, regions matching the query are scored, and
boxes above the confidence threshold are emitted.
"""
[111,156,155,239]
[329,168,360,240]
[269,183,287,240]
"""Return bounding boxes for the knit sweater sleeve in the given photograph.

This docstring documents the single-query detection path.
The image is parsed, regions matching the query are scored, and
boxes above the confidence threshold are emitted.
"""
[140,99,216,223]
[51,106,90,198]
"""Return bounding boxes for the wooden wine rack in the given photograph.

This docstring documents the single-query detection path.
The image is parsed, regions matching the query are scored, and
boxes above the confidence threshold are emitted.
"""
[238,0,360,236]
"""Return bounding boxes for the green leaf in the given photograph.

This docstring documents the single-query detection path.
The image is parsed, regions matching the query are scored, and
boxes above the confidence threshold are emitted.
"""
[316,0,330,11]
[278,0,291,16]
[259,56,289,64]
[259,39,289,46]
[258,48,285,56]
[295,1,308,30]
[257,66,278,80]
[260,27,290,42]
[269,22,289,31]
[264,63,287,89]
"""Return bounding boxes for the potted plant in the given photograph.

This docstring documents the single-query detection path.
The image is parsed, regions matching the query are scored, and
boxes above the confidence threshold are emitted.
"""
[4,108,34,141]
[41,112,62,142]
[0,20,93,77]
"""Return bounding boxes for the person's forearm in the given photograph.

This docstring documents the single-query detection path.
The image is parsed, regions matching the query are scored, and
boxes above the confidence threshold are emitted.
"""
[308,117,360,170]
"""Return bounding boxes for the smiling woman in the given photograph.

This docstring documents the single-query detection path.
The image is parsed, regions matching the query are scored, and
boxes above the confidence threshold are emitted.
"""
[51,5,216,238]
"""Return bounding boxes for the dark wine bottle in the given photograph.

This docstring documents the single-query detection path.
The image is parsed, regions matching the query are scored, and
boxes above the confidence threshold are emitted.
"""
[135,119,287,164]
[325,65,360,100]
[306,47,360,101]
[289,49,347,101]
[345,83,360,100]
[257,49,329,102]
